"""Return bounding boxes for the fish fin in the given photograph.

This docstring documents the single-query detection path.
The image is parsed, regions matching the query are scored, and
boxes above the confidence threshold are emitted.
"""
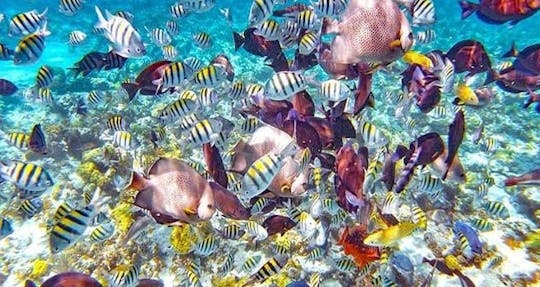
[389,39,401,49]
[452,97,464,105]
[233,32,245,51]
[459,1,479,19]
[483,69,498,85]
[94,6,108,30]
[126,171,149,191]
[40,7,49,18]
[121,82,139,101]
[502,42,518,58]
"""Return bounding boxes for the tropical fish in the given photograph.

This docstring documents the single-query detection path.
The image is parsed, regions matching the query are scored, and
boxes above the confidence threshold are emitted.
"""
[147,28,171,47]
[25,272,102,287]
[14,26,51,65]
[443,110,465,180]
[19,197,43,218]
[110,264,139,287]
[0,79,18,96]
[505,168,540,186]
[364,221,420,247]
[0,161,53,192]
[59,0,85,15]
[446,39,492,76]
[0,218,13,239]
[68,30,87,46]
[8,9,48,36]
[453,221,483,254]
[460,0,540,25]
[122,61,173,101]
[262,215,297,236]
[94,6,145,58]
[90,222,115,242]
[242,257,288,287]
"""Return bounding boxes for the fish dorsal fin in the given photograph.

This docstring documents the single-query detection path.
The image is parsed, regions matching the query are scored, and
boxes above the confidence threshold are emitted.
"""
[148,157,185,175]
[134,189,153,211]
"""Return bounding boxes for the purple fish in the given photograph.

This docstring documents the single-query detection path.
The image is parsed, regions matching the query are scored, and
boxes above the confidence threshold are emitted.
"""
[0,79,17,96]
[504,168,540,186]
[122,61,173,101]
[262,215,297,236]
[210,54,235,81]
[444,110,465,180]
[203,143,228,188]
[447,40,492,76]
[25,272,102,287]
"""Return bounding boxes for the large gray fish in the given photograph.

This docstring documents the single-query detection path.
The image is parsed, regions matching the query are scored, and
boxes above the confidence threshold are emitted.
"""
[322,0,413,65]
[126,158,216,225]
[94,6,145,58]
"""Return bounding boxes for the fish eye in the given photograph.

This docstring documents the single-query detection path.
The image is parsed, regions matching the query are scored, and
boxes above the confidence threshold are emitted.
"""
[281,185,291,193]
[408,32,413,40]
[136,47,141,53]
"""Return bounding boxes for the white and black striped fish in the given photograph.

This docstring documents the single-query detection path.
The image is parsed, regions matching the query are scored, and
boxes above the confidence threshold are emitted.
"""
[248,0,275,27]
[313,0,347,18]
[192,235,219,256]
[94,6,145,58]
[198,87,218,107]
[193,65,228,87]
[179,113,200,130]
[416,29,436,44]
[162,45,178,60]
[228,80,246,99]
[159,98,199,124]
[112,131,136,149]
[320,79,350,102]
[0,161,53,191]
[220,253,235,273]
[184,57,204,72]
[411,0,435,26]
[49,204,96,253]
[8,9,48,36]
[221,224,244,239]
[110,264,139,287]
[242,255,262,273]
[106,115,127,131]
[296,9,318,29]
[193,32,211,48]
[298,31,319,55]
[87,90,103,105]
[244,220,268,241]
[20,197,43,218]
[147,27,171,47]
[154,61,194,89]
[166,20,180,36]
[171,3,189,18]
[187,118,223,145]
[242,149,290,199]
[59,0,85,16]
[90,222,115,242]
[254,19,281,41]
[265,71,306,100]
[68,30,87,46]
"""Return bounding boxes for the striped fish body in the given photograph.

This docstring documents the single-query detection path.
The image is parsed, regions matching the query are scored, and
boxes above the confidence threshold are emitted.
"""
[53,202,74,222]
[416,29,436,44]
[0,218,13,239]
[320,79,350,102]
[220,253,235,273]
[49,205,95,253]
[299,32,319,55]
[0,161,53,191]
[6,132,29,149]
[60,0,85,16]
[242,152,284,199]
[166,20,180,36]
[415,174,442,193]
[20,197,43,218]
[36,88,53,105]
[221,224,244,239]
[87,91,103,105]
[193,32,211,48]
[470,218,493,231]
[246,83,264,99]
[162,45,178,59]
[244,221,268,241]
[110,264,139,287]
[8,9,48,36]
[179,113,200,130]
[265,71,306,100]
[198,87,218,107]
[106,116,127,131]
[193,65,228,87]
[14,30,49,65]
[314,0,347,17]
[250,197,269,214]
[307,247,323,260]
[193,235,219,256]
[112,131,135,149]
[171,3,189,18]
[157,62,193,89]
[241,116,259,134]
[296,10,317,29]
[90,222,115,242]
[183,0,216,12]
[148,28,171,47]
[185,270,201,287]
[412,206,427,229]
[0,44,14,60]
[248,0,275,27]
[251,257,287,283]
[359,120,388,148]
[160,99,198,124]
[483,201,509,219]
[411,0,435,26]
[184,57,204,72]
[36,65,54,88]
[254,19,281,41]
[188,119,223,145]
[68,30,87,46]
[94,6,145,58]
[335,257,357,272]
[242,255,262,272]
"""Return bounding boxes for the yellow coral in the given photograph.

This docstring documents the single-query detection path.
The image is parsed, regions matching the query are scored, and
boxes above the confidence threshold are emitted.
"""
[211,275,241,287]
[76,162,107,186]
[111,203,134,235]
[444,255,461,271]
[525,229,540,255]
[269,271,292,287]
[170,225,197,254]
[30,259,48,278]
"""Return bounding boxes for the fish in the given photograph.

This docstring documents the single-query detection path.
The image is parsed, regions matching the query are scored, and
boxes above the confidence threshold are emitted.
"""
[14,26,51,65]
[0,218,13,239]
[298,32,320,55]
[233,28,284,60]
[524,89,540,113]
[446,39,492,76]
[170,3,189,18]
[410,0,436,26]
[147,28,171,47]
[103,51,128,70]
[122,61,173,101]
[67,30,87,46]
[470,218,493,231]
[8,9,48,36]
[244,220,268,241]
[313,0,347,17]
[110,264,139,287]
[364,221,420,246]
[192,234,219,256]
[94,6,145,58]
[0,79,18,96]
[136,279,164,287]
[264,71,307,100]
[220,253,235,273]
[165,21,179,37]
[453,221,483,254]
[193,32,211,49]
[35,66,54,88]
[106,116,127,132]
[220,224,245,239]
[161,45,178,60]
[50,202,100,253]
[242,255,261,272]
[59,0,85,15]
[460,0,540,25]
[395,145,422,193]
[248,0,276,27]
[254,19,281,41]
[416,29,436,44]
[296,9,318,29]
[505,168,540,186]
[188,118,223,146]
[20,197,43,218]
[27,124,47,154]
[0,161,53,192]
[210,54,235,82]
[263,215,297,236]
[0,44,14,60]
[403,51,433,69]
[127,158,216,224]
[334,257,357,272]
[70,52,107,77]
[443,110,465,180]
[89,222,115,242]
[25,272,102,287]
[4,132,29,149]
[243,257,288,287]
[193,65,228,87]
[483,201,509,219]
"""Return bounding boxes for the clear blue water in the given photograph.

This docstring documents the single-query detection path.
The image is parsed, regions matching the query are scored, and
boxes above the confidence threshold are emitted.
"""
[0,0,539,286]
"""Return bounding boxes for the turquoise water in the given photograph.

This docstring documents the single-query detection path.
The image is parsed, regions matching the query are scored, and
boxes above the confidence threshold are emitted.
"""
[0,0,539,286]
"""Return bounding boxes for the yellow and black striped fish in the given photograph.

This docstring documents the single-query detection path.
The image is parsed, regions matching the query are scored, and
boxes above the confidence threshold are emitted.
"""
[221,224,244,239]
[59,0,85,16]
[89,222,115,242]
[241,116,259,133]
[250,257,287,283]
[36,65,54,88]
[298,31,319,55]
[193,65,227,87]
[160,98,198,124]
[254,19,280,41]
[157,61,193,89]
[335,257,357,272]
[8,9,48,36]
[265,71,306,100]
[112,131,136,149]
[53,202,74,222]
[14,28,50,65]
[162,45,178,60]
[6,132,30,149]
[170,3,189,18]
[296,9,317,29]
[19,197,43,218]
[188,118,223,145]
[87,90,103,105]
[0,161,53,192]
[49,205,96,253]
[193,32,211,48]
[242,152,284,199]
[0,44,14,60]
[242,255,262,272]
[110,264,139,287]
[106,115,127,131]
[192,234,218,256]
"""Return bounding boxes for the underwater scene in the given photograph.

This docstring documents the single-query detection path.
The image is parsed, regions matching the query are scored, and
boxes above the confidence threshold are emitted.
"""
[0,0,539,286]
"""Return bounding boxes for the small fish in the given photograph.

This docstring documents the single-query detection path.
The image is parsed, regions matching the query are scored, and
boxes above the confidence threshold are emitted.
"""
[403,50,433,69]
[482,201,509,219]
[250,197,269,214]
[27,124,46,155]
[472,122,484,145]
[0,161,53,191]
[193,65,228,87]
[188,118,223,145]
[244,220,268,241]
[364,221,420,247]
[359,119,388,148]
[454,83,479,106]
[242,255,262,272]
[179,113,200,130]
[221,224,245,239]
[307,247,324,260]
[335,257,357,272]
[50,204,98,253]
[193,32,211,48]
[150,126,166,148]
[242,151,288,199]
[248,0,275,27]
[265,71,307,100]
[411,0,436,26]
[272,238,291,256]
[220,253,235,273]
[505,168,540,186]
[480,137,497,153]
[0,218,13,239]
[160,99,199,125]
[94,6,146,58]
[470,218,493,232]
[68,30,87,46]
[184,270,201,287]
[412,206,427,229]
[298,31,319,55]
[35,66,54,88]
[162,45,178,60]
[313,0,347,17]
[228,80,246,99]
[454,221,483,254]
[263,215,297,236]
[166,20,180,36]
[14,27,51,65]
[475,183,488,201]
[320,79,350,103]
[443,110,465,181]
[59,0,85,16]
[5,132,29,150]
[170,3,189,18]
[415,174,442,194]
[381,192,400,215]
[416,29,436,44]
[192,234,219,256]
[244,257,287,286]
[254,19,281,41]
[296,9,318,29]
[184,57,204,72]
[298,212,318,238]
[53,202,74,222]
[147,27,171,47]
[198,87,218,108]
[112,131,136,149]
[8,9,48,36]
[70,52,107,77]
[487,255,503,269]
[106,116,128,131]
[87,90,103,105]
[20,197,43,218]
[90,222,115,242]
[110,264,139,287]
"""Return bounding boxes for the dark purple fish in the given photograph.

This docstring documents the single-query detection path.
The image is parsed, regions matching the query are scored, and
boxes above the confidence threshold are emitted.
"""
[203,143,228,188]
[282,111,323,153]
[460,0,540,25]
[447,40,492,76]
[273,3,310,17]
[291,50,318,71]
[0,79,17,96]
[136,279,164,287]
[210,182,250,220]
[381,145,408,191]
[504,168,540,186]
[443,110,465,180]
[422,257,476,287]
[511,43,540,74]
[25,272,102,287]
[486,62,540,93]
[262,214,297,236]
[122,61,173,101]
[233,28,283,59]
[291,91,315,117]
[395,145,422,193]
[29,123,47,154]
[402,65,441,113]
[304,116,336,150]
[103,51,128,70]
[405,132,444,167]
[69,52,107,77]
[210,54,235,81]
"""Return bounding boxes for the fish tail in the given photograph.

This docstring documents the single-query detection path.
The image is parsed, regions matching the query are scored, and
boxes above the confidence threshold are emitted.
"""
[233,32,245,51]
[524,89,539,109]
[40,7,49,19]
[126,171,148,191]
[502,42,518,58]
[483,69,498,85]
[459,1,479,19]
[122,82,139,101]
